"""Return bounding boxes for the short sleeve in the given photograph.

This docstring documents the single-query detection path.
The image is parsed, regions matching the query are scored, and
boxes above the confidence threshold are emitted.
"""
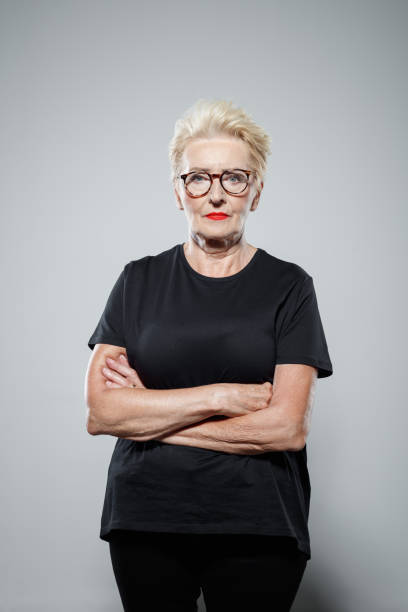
[88,267,126,351]
[275,275,333,379]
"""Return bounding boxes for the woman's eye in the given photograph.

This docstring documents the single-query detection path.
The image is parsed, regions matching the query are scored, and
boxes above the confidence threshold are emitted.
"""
[226,174,242,182]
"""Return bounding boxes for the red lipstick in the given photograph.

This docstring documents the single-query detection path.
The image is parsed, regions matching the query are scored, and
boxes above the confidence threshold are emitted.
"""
[206,213,229,220]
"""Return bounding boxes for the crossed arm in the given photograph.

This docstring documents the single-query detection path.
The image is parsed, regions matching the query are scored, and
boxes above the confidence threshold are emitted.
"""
[121,365,317,455]
[89,349,317,455]
[124,408,297,454]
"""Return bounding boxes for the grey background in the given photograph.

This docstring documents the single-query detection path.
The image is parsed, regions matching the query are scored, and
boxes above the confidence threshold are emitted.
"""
[1,0,407,610]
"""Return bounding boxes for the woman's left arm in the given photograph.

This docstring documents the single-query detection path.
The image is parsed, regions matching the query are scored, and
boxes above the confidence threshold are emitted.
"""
[148,363,317,454]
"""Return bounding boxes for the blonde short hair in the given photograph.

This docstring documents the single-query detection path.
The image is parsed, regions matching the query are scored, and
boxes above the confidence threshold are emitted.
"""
[169,98,271,192]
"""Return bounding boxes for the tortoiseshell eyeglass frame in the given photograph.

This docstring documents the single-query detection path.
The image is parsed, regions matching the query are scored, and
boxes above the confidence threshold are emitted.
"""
[178,169,256,198]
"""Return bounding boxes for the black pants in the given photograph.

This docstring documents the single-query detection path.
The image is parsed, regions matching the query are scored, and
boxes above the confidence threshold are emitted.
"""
[108,530,308,612]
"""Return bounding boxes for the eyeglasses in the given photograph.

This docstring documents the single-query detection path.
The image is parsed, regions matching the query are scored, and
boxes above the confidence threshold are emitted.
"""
[178,169,255,197]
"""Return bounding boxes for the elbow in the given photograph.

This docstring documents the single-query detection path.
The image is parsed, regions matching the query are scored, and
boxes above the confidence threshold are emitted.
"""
[86,412,101,436]
[85,384,104,435]
[277,412,307,451]
[85,391,113,435]
[262,420,306,452]
[289,433,306,451]
[86,404,103,435]
[286,423,307,451]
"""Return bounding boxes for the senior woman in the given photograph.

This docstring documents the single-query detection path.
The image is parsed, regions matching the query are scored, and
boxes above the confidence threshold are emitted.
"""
[85,99,333,612]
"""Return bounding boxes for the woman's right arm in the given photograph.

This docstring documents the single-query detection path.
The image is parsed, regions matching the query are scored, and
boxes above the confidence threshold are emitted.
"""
[85,344,272,441]
[85,344,222,440]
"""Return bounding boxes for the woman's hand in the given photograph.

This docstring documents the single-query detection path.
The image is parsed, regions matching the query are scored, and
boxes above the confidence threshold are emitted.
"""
[213,381,273,418]
[102,354,146,389]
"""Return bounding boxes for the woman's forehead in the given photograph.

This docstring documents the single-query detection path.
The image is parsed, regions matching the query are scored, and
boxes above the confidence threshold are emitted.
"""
[182,137,250,169]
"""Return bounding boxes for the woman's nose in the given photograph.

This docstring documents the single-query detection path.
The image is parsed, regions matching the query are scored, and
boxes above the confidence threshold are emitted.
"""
[209,177,225,199]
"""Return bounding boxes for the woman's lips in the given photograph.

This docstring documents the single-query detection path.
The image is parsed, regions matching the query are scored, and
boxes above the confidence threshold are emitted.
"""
[206,213,229,220]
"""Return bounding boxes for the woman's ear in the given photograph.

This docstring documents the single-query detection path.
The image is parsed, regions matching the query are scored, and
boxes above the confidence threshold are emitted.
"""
[174,186,183,210]
[251,182,263,211]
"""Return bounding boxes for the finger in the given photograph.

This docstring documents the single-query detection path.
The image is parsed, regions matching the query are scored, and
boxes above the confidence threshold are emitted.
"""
[105,380,122,389]
[102,366,128,386]
[107,356,145,388]
[106,356,134,377]
[105,356,144,386]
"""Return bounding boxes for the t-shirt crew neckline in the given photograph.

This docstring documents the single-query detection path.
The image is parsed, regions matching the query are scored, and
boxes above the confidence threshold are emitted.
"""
[178,242,263,283]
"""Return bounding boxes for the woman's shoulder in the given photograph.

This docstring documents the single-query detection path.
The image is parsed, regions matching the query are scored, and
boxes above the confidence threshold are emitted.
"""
[123,244,179,276]
[259,248,312,285]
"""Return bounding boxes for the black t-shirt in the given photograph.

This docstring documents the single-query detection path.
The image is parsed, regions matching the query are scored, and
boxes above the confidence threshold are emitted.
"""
[88,243,333,560]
